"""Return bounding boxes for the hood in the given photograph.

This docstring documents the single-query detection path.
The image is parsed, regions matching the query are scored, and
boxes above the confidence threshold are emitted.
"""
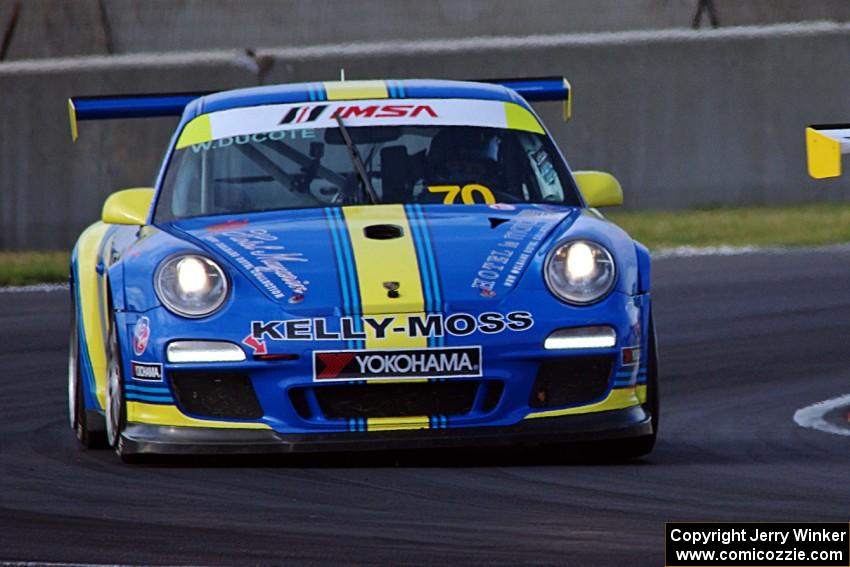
[170,203,577,315]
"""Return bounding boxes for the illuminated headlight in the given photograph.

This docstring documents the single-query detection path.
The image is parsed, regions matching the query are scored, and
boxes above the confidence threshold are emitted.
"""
[544,326,616,350]
[155,254,229,318]
[545,240,616,305]
[167,341,245,363]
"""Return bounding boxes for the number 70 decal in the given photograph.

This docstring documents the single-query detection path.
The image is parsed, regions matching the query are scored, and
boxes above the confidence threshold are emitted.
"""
[427,184,496,204]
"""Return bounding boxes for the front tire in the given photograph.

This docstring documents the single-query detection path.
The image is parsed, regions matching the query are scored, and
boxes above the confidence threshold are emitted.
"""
[585,311,660,462]
[615,312,660,459]
[105,311,132,461]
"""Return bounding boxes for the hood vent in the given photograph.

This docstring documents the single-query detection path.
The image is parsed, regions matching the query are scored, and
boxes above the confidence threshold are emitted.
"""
[364,224,404,240]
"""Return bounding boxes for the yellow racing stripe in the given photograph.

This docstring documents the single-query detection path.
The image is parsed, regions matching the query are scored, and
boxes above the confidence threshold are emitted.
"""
[636,384,647,404]
[343,205,432,423]
[524,387,641,420]
[175,114,212,149]
[366,416,430,431]
[342,205,426,348]
[504,102,544,134]
[127,402,271,429]
[324,80,389,101]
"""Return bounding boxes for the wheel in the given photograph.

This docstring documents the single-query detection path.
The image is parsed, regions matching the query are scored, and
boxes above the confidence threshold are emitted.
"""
[105,308,133,461]
[642,312,660,438]
[585,311,660,462]
[68,281,106,449]
[617,311,660,459]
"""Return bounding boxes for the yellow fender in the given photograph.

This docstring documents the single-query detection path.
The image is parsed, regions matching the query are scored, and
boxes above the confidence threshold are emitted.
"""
[73,221,111,409]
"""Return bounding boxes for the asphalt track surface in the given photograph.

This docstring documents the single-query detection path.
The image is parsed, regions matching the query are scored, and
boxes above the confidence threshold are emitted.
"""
[1,249,849,566]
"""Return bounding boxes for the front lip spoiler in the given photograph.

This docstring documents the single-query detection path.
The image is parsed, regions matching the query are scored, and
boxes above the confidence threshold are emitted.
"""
[120,406,652,455]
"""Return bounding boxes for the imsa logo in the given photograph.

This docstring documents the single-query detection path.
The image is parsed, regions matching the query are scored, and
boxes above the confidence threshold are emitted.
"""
[313,346,482,382]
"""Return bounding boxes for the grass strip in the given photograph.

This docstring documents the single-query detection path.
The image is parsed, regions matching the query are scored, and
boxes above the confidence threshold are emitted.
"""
[0,251,69,286]
[3,204,850,285]
[607,203,850,249]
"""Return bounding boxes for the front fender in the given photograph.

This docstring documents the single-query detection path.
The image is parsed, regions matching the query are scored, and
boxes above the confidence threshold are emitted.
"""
[72,221,113,411]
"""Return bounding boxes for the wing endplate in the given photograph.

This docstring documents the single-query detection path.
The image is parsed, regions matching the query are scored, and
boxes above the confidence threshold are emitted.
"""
[806,124,850,179]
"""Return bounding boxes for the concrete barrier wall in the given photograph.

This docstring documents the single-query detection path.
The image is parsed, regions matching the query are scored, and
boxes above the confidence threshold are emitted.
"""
[259,22,850,210]
[3,0,850,60]
[2,23,850,249]
[0,52,258,250]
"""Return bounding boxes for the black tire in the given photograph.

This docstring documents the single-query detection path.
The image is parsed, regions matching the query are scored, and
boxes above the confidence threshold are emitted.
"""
[68,281,107,449]
[585,312,660,462]
[643,312,660,437]
[104,306,135,462]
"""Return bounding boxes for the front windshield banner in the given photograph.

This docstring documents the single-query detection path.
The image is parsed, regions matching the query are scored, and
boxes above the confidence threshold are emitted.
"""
[176,99,544,149]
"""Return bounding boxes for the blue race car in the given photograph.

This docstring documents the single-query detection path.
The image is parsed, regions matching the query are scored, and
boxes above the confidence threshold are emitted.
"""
[67,78,658,461]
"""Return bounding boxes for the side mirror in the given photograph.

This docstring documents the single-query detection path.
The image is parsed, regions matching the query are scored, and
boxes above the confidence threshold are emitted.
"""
[573,171,624,208]
[101,188,154,225]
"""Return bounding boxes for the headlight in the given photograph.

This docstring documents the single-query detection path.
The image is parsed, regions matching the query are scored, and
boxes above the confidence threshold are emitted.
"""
[154,254,229,318]
[545,240,616,305]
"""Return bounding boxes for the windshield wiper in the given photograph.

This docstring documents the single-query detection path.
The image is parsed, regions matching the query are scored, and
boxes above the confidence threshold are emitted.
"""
[334,114,379,205]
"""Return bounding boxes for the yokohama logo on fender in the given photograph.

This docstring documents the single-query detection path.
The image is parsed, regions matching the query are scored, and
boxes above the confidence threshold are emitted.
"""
[313,346,482,382]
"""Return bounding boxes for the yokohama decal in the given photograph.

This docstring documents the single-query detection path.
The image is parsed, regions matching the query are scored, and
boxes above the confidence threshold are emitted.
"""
[313,346,482,382]
[130,361,163,382]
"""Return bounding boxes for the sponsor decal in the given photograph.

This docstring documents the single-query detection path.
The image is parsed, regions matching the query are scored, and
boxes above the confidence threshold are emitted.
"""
[132,316,151,356]
[130,361,163,381]
[242,334,267,356]
[313,346,482,381]
[427,184,495,205]
[190,129,316,153]
[470,209,565,292]
[280,105,327,125]
[278,103,438,124]
[331,104,437,120]
[204,219,250,232]
[185,99,541,150]
[242,311,533,354]
[202,228,309,300]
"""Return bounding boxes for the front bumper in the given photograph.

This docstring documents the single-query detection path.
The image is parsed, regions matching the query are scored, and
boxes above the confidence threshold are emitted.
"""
[120,405,652,455]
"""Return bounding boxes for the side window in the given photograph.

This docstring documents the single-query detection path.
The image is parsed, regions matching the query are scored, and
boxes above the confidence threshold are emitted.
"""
[520,133,565,202]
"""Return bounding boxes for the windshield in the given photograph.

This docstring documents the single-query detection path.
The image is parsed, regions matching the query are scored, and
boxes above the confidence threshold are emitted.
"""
[154,100,581,221]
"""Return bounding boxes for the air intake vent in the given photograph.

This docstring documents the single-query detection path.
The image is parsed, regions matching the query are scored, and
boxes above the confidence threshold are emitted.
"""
[530,356,614,408]
[364,224,403,240]
[170,371,263,419]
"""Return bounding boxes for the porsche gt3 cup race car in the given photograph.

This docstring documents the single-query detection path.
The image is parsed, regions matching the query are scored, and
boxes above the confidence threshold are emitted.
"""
[67,77,658,461]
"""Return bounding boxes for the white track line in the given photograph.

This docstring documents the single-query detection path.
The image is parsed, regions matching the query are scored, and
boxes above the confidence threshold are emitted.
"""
[0,563,203,567]
[0,283,68,294]
[653,243,850,260]
[793,394,850,437]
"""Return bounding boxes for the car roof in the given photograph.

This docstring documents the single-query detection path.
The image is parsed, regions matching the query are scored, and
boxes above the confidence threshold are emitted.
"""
[184,79,531,118]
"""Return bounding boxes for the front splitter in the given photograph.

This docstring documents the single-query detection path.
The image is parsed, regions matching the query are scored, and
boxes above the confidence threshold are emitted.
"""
[120,405,653,455]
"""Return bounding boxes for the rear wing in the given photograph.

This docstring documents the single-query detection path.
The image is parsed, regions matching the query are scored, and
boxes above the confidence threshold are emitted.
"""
[805,124,850,179]
[67,77,571,141]
[479,76,571,120]
[68,92,207,141]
